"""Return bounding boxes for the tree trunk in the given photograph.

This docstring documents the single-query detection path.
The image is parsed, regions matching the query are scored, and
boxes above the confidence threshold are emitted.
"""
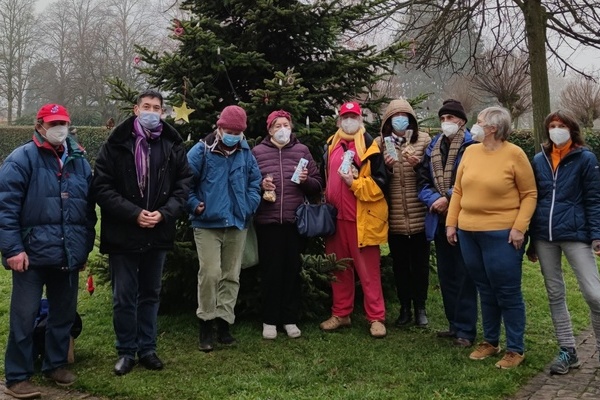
[522,0,550,152]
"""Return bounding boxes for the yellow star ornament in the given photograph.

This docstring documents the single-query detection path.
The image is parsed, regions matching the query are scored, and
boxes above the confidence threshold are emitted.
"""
[173,101,195,122]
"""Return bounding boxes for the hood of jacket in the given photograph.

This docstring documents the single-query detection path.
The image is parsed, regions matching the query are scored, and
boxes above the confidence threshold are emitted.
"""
[380,98,418,133]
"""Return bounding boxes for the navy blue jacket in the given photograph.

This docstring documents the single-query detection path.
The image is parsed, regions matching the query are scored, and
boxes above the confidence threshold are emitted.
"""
[530,147,600,243]
[0,133,96,270]
[416,130,474,241]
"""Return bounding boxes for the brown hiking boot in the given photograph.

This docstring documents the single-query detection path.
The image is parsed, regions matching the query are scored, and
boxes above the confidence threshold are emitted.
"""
[319,315,351,331]
[369,321,387,338]
[4,380,41,399]
[495,351,525,369]
[44,366,77,386]
[469,342,501,360]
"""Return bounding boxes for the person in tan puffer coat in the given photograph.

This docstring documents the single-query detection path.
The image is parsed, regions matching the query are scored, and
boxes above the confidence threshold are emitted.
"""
[376,98,431,327]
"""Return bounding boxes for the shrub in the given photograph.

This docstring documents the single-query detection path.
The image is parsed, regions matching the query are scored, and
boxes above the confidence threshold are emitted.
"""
[0,126,109,168]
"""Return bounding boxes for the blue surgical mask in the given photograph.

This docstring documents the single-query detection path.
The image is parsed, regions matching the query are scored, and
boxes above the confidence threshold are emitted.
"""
[221,132,242,147]
[138,111,161,130]
[391,116,409,132]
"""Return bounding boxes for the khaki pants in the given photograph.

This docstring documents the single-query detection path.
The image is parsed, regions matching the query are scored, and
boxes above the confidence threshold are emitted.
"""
[194,227,247,324]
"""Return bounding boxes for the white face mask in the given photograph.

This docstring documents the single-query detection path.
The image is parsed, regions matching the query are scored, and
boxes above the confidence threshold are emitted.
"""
[43,125,69,145]
[341,118,361,135]
[273,127,291,145]
[549,127,570,146]
[441,122,460,137]
[470,124,485,142]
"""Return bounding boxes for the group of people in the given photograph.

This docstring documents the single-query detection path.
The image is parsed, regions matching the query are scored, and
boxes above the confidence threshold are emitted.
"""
[1,90,599,399]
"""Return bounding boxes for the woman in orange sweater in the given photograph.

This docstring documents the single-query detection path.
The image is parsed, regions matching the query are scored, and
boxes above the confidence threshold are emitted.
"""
[446,106,537,369]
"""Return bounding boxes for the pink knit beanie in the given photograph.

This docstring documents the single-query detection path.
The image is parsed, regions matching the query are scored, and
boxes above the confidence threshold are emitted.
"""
[217,105,247,132]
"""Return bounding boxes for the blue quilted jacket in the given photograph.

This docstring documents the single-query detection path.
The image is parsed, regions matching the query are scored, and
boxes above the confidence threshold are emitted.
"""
[0,132,96,270]
[530,146,600,243]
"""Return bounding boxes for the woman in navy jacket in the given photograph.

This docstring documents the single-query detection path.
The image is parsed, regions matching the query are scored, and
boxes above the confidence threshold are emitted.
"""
[528,110,600,375]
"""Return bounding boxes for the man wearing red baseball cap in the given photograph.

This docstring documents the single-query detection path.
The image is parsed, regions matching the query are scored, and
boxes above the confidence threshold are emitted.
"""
[0,103,96,398]
[320,101,389,338]
[35,104,72,147]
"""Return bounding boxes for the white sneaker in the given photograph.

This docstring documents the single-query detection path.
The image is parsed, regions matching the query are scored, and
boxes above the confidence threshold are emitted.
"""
[262,324,277,340]
[284,324,301,338]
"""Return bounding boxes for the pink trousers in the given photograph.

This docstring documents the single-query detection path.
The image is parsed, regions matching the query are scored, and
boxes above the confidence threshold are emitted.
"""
[325,220,385,321]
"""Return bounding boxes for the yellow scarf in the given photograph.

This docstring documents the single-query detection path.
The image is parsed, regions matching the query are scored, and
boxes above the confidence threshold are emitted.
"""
[329,127,367,159]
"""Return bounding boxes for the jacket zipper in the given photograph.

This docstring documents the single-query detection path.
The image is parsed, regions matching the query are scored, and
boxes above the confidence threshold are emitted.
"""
[542,150,567,242]
[399,151,411,235]
[278,148,284,223]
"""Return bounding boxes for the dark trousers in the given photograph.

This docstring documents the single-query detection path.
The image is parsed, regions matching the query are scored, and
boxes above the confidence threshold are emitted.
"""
[434,227,478,341]
[110,249,167,359]
[388,232,430,309]
[256,223,305,325]
[5,268,78,386]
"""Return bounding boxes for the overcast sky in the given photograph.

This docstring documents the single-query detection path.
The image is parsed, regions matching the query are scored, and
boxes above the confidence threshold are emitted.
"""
[34,0,599,73]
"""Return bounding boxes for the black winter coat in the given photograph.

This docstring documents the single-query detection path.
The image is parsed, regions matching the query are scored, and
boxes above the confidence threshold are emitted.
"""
[92,116,192,254]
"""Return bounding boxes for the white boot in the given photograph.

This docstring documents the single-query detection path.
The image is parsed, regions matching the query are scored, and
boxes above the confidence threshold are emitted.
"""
[284,324,301,338]
[262,323,277,340]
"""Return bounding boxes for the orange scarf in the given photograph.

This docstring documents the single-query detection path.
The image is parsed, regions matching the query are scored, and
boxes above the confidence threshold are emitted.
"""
[550,139,573,171]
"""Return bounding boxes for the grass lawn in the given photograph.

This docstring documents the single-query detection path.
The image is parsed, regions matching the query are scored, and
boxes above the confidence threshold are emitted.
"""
[0,254,592,400]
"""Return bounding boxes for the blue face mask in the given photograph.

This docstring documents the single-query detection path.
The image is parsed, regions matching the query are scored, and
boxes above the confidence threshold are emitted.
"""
[138,111,161,130]
[221,132,242,147]
[391,116,409,132]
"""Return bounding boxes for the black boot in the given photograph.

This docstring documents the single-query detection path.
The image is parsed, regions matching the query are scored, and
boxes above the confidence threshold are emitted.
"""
[198,319,214,352]
[216,318,236,345]
[394,304,412,327]
[414,307,428,327]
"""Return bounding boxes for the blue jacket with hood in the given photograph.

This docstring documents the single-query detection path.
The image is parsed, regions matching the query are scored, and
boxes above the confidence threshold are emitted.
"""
[187,132,262,229]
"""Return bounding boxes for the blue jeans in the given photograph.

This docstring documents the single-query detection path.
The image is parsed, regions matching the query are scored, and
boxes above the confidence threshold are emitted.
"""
[434,228,478,341]
[458,229,526,353]
[5,268,79,386]
[110,250,167,359]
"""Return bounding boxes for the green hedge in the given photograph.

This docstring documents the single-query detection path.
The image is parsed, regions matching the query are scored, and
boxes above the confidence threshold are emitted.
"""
[0,126,110,167]
[3,127,600,166]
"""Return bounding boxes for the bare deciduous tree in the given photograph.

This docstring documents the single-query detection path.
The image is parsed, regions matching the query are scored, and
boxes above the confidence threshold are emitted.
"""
[0,0,36,123]
[471,51,532,127]
[443,75,478,119]
[378,0,600,148]
[559,76,600,128]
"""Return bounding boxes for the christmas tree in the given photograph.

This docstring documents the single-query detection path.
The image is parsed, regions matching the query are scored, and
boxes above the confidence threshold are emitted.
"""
[130,0,409,141]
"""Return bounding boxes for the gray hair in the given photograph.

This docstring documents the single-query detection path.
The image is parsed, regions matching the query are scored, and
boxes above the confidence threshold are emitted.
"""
[479,106,512,141]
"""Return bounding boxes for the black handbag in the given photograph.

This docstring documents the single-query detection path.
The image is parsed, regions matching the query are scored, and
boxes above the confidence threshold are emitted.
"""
[295,198,337,238]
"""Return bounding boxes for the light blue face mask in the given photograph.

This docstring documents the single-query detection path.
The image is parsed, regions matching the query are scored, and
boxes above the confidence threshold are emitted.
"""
[221,132,242,147]
[391,116,409,132]
[138,111,161,130]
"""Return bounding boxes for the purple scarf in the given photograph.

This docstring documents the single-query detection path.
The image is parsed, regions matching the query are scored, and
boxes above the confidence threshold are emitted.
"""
[133,118,163,197]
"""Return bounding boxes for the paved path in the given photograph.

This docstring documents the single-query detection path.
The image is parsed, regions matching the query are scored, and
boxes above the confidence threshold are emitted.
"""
[2,330,599,399]
[512,328,600,400]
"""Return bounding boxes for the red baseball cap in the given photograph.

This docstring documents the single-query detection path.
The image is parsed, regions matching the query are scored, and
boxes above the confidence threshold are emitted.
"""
[36,104,71,123]
[339,102,361,116]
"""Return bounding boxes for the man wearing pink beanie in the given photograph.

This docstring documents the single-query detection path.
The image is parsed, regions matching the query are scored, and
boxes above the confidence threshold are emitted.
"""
[187,105,262,352]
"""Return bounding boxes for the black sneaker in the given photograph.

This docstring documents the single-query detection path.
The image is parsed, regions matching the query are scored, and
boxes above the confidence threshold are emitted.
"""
[550,347,581,375]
